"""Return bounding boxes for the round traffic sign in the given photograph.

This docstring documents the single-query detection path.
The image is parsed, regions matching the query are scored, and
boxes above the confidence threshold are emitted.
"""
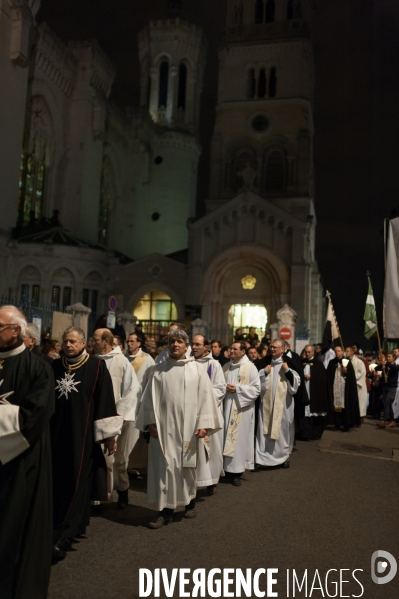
[279,327,292,340]
[109,296,117,311]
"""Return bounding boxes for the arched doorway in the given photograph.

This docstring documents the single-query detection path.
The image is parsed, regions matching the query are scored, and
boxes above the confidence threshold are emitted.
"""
[229,303,268,339]
[202,245,290,344]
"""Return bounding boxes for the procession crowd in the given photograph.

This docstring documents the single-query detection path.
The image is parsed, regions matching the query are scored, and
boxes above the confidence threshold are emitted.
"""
[0,304,398,599]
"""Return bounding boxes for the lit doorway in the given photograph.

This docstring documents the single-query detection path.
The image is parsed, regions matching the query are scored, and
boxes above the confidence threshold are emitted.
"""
[229,304,268,337]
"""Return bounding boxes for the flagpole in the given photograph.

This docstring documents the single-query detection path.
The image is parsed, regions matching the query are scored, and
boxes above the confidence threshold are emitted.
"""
[366,271,383,358]
[326,290,344,348]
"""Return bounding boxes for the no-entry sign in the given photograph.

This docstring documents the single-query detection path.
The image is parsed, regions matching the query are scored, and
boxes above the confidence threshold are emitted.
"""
[109,296,117,311]
[279,327,292,340]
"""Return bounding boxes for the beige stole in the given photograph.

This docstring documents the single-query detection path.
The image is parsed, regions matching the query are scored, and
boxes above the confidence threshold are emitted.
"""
[131,352,149,374]
[223,360,252,457]
[263,366,288,440]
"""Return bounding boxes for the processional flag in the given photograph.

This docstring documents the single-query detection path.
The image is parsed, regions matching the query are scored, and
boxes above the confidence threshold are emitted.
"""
[385,216,399,339]
[364,277,378,339]
[322,291,341,350]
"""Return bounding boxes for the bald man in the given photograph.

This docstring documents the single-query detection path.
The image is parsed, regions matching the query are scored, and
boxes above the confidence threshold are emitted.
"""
[92,328,140,509]
[0,305,54,598]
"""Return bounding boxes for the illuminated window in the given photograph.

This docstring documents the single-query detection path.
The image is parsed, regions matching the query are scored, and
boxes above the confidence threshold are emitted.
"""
[134,290,177,321]
[229,304,268,332]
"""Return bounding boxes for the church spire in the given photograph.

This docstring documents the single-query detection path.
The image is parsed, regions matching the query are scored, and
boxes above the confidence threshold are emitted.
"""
[167,0,183,18]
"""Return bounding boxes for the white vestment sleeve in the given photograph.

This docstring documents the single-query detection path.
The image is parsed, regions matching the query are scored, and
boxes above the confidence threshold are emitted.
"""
[0,404,30,464]
[235,364,261,408]
[116,359,141,421]
[210,361,227,406]
[286,369,300,395]
[196,366,223,433]
[93,415,124,442]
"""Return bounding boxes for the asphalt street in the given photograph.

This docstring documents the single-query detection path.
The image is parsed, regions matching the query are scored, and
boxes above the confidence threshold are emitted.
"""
[48,419,399,599]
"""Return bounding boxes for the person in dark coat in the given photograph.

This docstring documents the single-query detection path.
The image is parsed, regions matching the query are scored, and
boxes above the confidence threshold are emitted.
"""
[327,345,360,430]
[0,305,54,599]
[51,326,123,561]
[297,345,330,440]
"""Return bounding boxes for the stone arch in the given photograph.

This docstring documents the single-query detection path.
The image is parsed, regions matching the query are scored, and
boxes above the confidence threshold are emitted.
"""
[29,80,65,165]
[202,244,291,328]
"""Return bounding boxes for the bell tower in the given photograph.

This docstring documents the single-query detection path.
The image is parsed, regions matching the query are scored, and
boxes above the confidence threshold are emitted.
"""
[133,5,207,259]
[208,0,315,218]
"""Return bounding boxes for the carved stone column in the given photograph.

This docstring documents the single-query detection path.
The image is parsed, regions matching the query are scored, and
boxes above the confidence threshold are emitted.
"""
[67,302,91,339]
[118,312,137,337]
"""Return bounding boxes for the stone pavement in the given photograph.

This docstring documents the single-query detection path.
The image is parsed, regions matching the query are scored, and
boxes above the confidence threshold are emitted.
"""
[48,419,399,599]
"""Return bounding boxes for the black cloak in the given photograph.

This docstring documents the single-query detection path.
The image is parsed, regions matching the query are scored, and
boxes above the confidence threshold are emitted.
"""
[326,358,361,428]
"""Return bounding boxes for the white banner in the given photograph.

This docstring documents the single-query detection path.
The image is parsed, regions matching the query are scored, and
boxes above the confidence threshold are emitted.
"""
[385,217,399,338]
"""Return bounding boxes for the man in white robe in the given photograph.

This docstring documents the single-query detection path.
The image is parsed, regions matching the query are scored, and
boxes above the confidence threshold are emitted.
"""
[222,342,260,486]
[346,346,367,419]
[136,329,222,529]
[92,329,140,509]
[255,339,300,469]
[191,335,226,495]
[126,332,155,476]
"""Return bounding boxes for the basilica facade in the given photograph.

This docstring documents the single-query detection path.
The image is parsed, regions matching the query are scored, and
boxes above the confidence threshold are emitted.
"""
[0,0,324,343]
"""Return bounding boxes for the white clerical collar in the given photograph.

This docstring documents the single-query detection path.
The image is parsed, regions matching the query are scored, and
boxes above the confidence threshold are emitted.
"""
[230,354,249,367]
[96,346,122,359]
[196,352,212,363]
[167,356,195,364]
[129,348,144,360]
[271,357,283,366]
[0,343,26,358]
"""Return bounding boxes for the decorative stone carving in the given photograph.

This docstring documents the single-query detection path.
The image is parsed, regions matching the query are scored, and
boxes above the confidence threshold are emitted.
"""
[118,312,137,337]
[191,318,207,337]
[241,274,257,290]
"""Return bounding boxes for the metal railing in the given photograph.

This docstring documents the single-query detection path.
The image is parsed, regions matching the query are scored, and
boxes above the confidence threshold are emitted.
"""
[0,295,61,334]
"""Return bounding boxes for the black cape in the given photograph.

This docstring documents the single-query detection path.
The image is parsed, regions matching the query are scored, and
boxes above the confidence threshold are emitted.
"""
[0,344,54,599]
[297,358,330,440]
[51,357,119,542]
[326,358,361,428]
[256,351,310,419]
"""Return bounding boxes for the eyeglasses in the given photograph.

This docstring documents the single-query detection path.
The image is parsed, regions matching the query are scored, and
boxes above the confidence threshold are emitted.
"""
[0,323,18,329]
[270,345,281,350]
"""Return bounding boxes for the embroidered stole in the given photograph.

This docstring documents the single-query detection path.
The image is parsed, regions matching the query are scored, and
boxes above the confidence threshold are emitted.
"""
[223,360,252,457]
[263,365,289,440]
[131,352,149,374]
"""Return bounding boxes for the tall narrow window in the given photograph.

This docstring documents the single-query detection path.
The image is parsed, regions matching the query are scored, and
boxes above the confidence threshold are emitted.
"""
[91,290,98,314]
[258,69,267,98]
[254,0,264,24]
[248,69,256,98]
[63,287,72,312]
[52,286,60,309]
[21,284,29,302]
[265,0,275,22]
[177,63,187,110]
[18,149,46,226]
[265,151,285,190]
[158,61,169,108]
[32,285,40,305]
[98,158,116,245]
[269,67,277,97]
[82,289,90,307]
[147,77,151,108]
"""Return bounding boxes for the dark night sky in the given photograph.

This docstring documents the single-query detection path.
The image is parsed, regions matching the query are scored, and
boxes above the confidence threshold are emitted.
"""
[37,0,399,346]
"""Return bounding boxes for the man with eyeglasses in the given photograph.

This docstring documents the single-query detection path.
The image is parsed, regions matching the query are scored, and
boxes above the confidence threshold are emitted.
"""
[0,305,54,599]
[254,339,301,470]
